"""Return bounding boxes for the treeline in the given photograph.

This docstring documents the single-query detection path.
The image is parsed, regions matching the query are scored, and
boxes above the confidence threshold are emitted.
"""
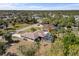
[1,10,79,15]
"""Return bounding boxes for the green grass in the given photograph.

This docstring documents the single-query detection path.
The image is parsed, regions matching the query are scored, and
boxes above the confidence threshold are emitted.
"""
[25,27,42,32]
[14,23,30,30]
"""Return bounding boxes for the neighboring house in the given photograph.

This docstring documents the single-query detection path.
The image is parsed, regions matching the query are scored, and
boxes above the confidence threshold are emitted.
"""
[37,19,43,23]
[32,14,42,19]
[0,25,6,29]
[72,26,78,31]
[74,15,79,21]
[12,34,23,41]
[62,15,69,18]
[42,24,57,31]
[64,27,68,30]
[0,16,6,19]
[0,36,7,42]
[51,14,56,18]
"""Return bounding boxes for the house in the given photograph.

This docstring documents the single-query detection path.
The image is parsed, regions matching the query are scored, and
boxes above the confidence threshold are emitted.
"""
[21,30,53,41]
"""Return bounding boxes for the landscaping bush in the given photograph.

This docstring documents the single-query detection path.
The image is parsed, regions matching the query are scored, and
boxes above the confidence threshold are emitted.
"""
[0,42,6,55]
[18,45,37,56]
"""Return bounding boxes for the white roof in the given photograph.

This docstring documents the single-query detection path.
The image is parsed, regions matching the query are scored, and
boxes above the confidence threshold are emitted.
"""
[12,34,21,38]
[44,32,48,34]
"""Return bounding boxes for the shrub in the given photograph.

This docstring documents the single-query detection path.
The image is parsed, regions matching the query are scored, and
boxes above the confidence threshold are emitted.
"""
[18,45,37,56]
[0,42,6,55]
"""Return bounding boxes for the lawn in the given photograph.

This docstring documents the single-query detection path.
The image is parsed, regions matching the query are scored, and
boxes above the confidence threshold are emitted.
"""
[25,26,43,32]
[0,23,30,34]
[14,23,30,30]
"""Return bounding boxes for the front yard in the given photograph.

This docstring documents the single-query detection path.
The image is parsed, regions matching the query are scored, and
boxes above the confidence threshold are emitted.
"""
[5,40,51,56]
[14,23,30,30]
[25,26,42,32]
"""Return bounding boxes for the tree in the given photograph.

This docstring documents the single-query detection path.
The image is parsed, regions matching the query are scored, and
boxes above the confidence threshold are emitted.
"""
[34,38,41,55]
[50,31,58,55]
[32,18,37,24]
[63,32,77,56]
[30,27,37,32]
[0,19,8,27]
[18,45,37,56]
[66,16,75,28]
[4,32,13,44]
[0,30,5,36]
[0,42,6,55]
[42,18,51,24]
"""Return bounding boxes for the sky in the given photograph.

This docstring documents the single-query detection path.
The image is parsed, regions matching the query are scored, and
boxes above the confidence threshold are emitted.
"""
[0,3,79,10]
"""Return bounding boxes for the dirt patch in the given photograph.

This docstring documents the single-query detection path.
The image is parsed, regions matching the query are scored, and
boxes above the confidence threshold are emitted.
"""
[6,40,51,56]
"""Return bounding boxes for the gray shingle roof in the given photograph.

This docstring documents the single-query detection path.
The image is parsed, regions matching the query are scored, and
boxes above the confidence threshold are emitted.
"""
[21,30,48,40]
